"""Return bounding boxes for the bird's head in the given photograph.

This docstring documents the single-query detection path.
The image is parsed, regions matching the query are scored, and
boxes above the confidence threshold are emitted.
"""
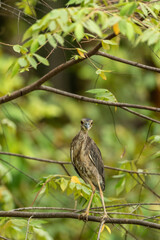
[80,118,93,131]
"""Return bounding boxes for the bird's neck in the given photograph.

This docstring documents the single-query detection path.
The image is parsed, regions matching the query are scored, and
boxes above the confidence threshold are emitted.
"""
[78,129,88,141]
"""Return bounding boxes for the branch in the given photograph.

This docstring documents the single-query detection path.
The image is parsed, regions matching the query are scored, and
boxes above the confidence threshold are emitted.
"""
[120,106,160,124]
[0,33,116,105]
[0,157,37,183]
[38,86,160,112]
[0,211,159,229]
[11,206,160,220]
[96,51,160,73]
[1,151,160,176]
[92,202,160,211]
[38,85,160,124]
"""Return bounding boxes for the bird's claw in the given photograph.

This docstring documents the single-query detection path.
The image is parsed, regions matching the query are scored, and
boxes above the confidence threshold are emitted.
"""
[101,212,108,222]
[79,211,89,221]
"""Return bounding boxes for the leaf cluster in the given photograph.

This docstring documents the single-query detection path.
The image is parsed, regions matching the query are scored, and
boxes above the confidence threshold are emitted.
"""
[36,175,102,208]
[11,0,160,74]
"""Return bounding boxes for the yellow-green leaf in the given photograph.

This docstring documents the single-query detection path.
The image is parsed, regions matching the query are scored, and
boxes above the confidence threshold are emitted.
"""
[105,225,111,234]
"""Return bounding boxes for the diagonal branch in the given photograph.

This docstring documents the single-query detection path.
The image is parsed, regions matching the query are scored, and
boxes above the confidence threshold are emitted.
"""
[38,85,160,124]
[38,86,160,112]
[96,51,160,73]
[0,211,159,229]
[0,33,116,105]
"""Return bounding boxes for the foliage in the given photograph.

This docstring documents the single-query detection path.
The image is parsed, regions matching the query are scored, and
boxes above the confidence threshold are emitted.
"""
[0,218,52,240]
[35,175,102,207]
[10,0,160,74]
[86,88,117,102]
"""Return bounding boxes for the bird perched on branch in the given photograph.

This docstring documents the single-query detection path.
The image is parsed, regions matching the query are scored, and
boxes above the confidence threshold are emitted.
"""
[70,118,107,219]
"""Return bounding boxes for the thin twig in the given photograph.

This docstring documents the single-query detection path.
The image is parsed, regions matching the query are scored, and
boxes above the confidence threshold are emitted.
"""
[119,224,138,240]
[0,151,160,176]
[0,157,37,183]
[91,202,160,210]
[121,106,160,124]
[96,51,160,73]
[25,216,33,240]
[12,207,77,212]
[38,85,160,124]
[97,219,105,240]
[0,236,11,240]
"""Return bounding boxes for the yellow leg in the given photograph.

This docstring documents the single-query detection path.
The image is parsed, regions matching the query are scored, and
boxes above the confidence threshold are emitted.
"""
[98,181,107,218]
[85,181,95,215]
[81,180,95,221]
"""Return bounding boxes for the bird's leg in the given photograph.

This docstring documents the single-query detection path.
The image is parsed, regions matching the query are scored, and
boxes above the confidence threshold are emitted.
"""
[98,181,107,219]
[80,181,95,221]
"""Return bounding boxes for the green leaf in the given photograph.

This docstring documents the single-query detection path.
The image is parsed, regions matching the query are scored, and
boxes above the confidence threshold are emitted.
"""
[69,181,75,190]
[125,174,137,193]
[23,39,33,48]
[149,135,160,144]
[60,178,68,191]
[139,3,148,16]
[148,32,160,46]
[54,33,64,45]
[13,45,21,53]
[38,34,46,45]
[22,26,33,41]
[105,16,121,28]
[154,40,160,52]
[84,19,102,37]
[26,55,37,69]
[86,88,117,102]
[102,40,118,50]
[49,20,57,31]
[119,20,135,41]
[151,151,160,159]
[30,39,39,53]
[120,2,137,16]
[18,57,28,67]
[145,5,157,19]
[141,29,155,43]
[11,62,20,77]
[47,33,57,48]
[33,54,49,66]
[75,23,84,41]
[50,180,57,189]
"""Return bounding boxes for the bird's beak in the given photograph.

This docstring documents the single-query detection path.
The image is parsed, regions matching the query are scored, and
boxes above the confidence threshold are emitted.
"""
[84,123,90,130]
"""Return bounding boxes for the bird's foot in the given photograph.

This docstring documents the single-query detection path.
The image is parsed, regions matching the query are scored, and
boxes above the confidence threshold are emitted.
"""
[79,210,89,221]
[101,212,108,223]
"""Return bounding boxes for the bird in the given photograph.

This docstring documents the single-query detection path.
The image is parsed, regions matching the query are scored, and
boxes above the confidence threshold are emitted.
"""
[70,118,107,219]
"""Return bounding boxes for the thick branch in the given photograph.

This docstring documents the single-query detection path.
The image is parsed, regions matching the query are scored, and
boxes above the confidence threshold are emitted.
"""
[96,51,160,73]
[0,211,159,229]
[0,33,116,105]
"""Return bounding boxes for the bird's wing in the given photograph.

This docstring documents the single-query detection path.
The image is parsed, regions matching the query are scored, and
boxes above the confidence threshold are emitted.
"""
[89,141,105,179]
[70,145,82,177]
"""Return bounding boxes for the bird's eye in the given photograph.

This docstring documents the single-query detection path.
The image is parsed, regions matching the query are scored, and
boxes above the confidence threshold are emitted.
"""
[81,120,84,124]
[91,121,93,125]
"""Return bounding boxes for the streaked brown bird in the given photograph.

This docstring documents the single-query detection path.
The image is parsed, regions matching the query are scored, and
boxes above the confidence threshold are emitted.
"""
[70,118,107,218]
